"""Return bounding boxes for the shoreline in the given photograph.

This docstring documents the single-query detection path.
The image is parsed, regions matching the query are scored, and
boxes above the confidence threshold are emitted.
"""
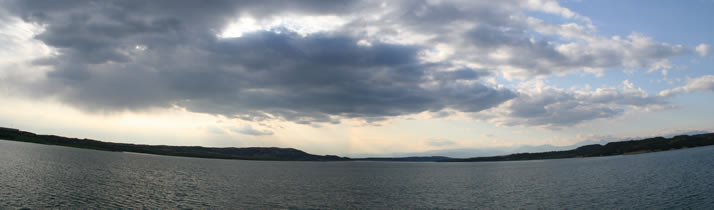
[2,127,713,163]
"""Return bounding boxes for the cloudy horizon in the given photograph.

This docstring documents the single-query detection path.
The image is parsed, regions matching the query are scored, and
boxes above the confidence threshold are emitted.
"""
[1,0,713,156]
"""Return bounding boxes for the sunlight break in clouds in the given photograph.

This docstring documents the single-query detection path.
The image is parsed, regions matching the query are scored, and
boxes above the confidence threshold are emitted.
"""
[220,15,348,38]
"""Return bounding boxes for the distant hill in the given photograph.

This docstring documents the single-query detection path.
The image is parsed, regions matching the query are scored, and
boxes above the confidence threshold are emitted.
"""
[443,133,714,162]
[354,156,454,162]
[0,127,349,161]
[383,144,582,159]
[3,126,713,162]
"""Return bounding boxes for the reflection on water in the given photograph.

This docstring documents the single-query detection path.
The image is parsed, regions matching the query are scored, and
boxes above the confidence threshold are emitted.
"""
[1,139,713,209]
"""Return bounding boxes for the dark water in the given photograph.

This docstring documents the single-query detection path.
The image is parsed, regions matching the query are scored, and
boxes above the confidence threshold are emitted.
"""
[1,140,713,209]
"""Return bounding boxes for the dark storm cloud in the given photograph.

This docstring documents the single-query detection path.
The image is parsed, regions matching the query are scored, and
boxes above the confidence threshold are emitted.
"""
[7,0,363,65]
[176,31,514,121]
[3,0,515,124]
[5,0,685,127]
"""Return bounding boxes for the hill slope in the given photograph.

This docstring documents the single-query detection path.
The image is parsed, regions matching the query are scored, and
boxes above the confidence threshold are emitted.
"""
[443,133,714,162]
[0,127,348,161]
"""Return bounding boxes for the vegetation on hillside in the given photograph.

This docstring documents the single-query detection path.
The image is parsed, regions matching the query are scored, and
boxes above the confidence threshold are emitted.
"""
[443,133,714,162]
[0,127,348,161]
[2,127,712,162]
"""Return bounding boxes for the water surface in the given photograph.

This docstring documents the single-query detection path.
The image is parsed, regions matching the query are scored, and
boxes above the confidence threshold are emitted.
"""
[1,139,713,209]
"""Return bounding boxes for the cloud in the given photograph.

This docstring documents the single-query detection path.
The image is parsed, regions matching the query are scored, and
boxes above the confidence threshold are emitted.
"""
[231,125,274,136]
[1,0,516,125]
[659,75,714,97]
[696,44,711,57]
[0,0,694,127]
[344,0,691,78]
[482,80,669,128]
[425,138,456,147]
[471,24,687,78]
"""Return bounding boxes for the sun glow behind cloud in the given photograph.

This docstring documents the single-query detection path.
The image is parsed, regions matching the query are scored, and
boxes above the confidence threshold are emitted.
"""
[219,15,348,38]
[0,18,53,81]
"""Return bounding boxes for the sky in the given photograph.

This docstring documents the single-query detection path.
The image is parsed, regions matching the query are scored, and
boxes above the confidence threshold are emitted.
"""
[1,0,713,157]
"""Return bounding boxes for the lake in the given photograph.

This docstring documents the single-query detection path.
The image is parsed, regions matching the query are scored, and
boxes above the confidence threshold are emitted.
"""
[1,139,713,209]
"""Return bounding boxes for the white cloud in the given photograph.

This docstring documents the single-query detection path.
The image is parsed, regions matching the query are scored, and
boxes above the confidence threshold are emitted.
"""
[522,0,590,22]
[220,15,349,38]
[696,43,711,57]
[429,7,687,79]
[659,75,714,97]
[481,80,669,128]
[231,125,274,136]
[648,59,673,73]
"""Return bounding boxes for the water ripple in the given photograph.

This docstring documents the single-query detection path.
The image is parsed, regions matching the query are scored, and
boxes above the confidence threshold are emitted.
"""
[1,140,713,209]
